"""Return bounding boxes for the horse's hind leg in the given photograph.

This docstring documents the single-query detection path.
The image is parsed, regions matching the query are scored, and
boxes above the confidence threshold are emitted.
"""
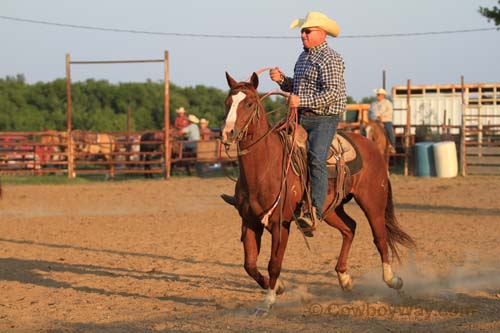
[144,155,153,179]
[109,159,115,180]
[324,204,356,291]
[355,189,403,290]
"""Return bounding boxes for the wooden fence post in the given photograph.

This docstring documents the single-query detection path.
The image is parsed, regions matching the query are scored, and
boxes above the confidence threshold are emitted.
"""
[164,50,171,179]
[404,79,411,176]
[460,75,467,176]
[66,54,75,178]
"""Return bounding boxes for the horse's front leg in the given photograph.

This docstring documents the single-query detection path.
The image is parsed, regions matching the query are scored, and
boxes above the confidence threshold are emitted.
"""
[242,222,269,290]
[254,222,289,316]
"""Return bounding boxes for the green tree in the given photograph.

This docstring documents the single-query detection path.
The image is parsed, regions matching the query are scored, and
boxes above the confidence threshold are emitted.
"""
[360,96,376,104]
[0,75,366,132]
[480,1,500,26]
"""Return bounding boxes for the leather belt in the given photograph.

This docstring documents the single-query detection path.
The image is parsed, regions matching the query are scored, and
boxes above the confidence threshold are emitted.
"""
[300,110,317,116]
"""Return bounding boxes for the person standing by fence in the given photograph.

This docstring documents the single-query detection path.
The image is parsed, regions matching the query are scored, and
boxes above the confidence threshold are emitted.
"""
[181,114,200,152]
[174,107,189,130]
[369,88,396,148]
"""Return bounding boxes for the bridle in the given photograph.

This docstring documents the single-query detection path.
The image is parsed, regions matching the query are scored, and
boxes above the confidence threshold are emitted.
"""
[223,86,292,157]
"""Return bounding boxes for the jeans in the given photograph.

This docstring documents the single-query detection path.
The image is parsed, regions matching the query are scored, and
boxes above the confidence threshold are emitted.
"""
[383,122,395,147]
[299,114,340,219]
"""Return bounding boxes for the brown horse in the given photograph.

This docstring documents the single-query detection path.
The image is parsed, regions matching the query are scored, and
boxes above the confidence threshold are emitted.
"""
[38,131,67,166]
[364,119,395,168]
[221,72,415,315]
[139,131,199,177]
[139,131,164,178]
[72,131,117,179]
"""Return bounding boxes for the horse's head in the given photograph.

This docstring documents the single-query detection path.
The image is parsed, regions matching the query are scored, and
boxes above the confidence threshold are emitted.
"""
[221,72,260,145]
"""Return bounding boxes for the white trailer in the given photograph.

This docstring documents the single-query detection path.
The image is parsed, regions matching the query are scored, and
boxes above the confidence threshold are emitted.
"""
[391,82,500,135]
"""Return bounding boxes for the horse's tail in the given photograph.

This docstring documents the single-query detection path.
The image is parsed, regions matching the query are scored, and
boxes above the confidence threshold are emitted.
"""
[385,179,416,262]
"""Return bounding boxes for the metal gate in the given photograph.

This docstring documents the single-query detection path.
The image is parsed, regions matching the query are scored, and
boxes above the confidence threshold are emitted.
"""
[460,78,500,175]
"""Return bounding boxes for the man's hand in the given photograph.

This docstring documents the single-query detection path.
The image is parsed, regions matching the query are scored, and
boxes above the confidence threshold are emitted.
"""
[288,94,300,108]
[270,67,284,83]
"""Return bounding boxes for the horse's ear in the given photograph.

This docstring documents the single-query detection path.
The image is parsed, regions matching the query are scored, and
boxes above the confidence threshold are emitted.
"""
[250,72,259,89]
[226,72,238,89]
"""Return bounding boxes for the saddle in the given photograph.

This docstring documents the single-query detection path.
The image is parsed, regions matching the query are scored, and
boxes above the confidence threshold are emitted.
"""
[220,126,364,221]
[325,132,362,211]
[289,128,362,176]
[285,127,363,215]
[327,132,363,178]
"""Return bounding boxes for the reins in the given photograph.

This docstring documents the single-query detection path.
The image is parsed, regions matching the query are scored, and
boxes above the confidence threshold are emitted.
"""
[225,87,300,229]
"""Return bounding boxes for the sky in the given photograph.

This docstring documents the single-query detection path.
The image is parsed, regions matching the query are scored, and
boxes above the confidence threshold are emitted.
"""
[1,0,499,101]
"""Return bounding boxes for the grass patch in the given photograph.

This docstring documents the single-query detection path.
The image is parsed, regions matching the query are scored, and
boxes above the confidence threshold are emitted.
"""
[1,174,92,185]
[0,166,239,185]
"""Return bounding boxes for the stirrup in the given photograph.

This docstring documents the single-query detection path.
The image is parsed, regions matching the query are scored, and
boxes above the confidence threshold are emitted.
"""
[296,206,319,237]
[296,214,315,237]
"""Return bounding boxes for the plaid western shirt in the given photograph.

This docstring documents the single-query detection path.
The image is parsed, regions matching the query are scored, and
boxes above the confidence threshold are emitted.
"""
[279,42,347,116]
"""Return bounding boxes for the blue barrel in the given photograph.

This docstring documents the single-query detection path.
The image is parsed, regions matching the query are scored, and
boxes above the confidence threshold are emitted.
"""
[414,142,436,177]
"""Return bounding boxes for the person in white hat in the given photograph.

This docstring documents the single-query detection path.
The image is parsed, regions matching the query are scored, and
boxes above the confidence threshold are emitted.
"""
[174,106,189,130]
[369,88,395,148]
[181,114,201,151]
[269,11,347,236]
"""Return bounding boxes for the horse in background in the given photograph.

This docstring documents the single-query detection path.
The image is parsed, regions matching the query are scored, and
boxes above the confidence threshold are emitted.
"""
[37,131,67,169]
[139,131,164,178]
[221,72,415,316]
[139,131,198,178]
[364,119,395,168]
[72,131,117,179]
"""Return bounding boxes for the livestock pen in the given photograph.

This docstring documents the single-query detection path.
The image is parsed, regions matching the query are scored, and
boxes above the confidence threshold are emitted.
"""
[392,77,500,175]
[0,130,237,178]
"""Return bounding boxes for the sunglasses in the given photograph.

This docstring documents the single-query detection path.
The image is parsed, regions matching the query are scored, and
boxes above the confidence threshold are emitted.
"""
[301,28,322,35]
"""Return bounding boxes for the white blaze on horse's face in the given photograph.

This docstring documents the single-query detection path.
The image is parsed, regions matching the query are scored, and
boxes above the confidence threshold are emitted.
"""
[222,91,246,143]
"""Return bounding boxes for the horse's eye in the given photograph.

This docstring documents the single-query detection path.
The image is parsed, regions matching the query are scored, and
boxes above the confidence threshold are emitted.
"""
[247,102,253,108]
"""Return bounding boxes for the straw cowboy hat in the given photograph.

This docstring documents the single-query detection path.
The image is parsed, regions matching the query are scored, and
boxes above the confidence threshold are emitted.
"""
[290,11,340,37]
[373,88,388,95]
[176,107,186,114]
[200,118,209,125]
[188,114,200,124]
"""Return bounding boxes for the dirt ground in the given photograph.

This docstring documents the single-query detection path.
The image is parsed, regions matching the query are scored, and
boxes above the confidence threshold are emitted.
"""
[0,175,499,332]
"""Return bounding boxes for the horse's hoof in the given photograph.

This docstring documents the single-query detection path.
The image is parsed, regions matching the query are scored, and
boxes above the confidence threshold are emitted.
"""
[387,276,403,290]
[338,272,353,291]
[275,279,285,295]
[341,277,353,292]
[253,306,270,317]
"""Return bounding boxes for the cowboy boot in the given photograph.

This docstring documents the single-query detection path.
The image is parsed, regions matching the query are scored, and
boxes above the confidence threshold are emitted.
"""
[220,194,237,207]
[296,206,319,237]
